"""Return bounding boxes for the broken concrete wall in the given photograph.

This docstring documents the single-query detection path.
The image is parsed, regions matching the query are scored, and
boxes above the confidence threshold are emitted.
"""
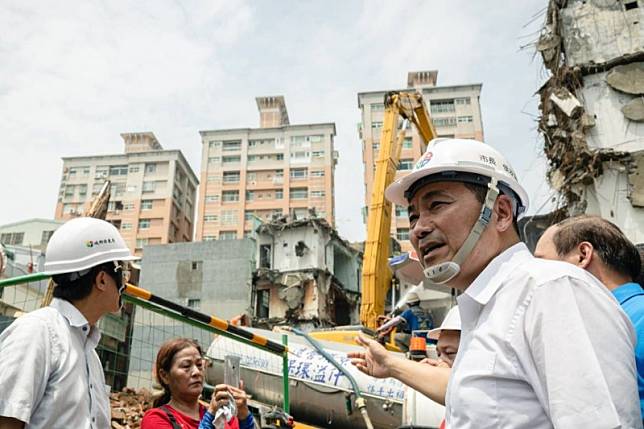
[256,224,328,272]
[536,0,644,241]
[560,0,643,68]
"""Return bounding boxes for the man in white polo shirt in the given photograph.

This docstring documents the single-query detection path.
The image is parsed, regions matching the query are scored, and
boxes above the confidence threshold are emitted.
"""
[350,138,640,428]
[0,217,138,429]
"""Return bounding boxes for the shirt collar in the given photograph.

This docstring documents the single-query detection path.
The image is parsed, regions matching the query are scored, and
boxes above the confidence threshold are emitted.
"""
[50,298,101,344]
[462,242,531,306]
[612,282,644,305]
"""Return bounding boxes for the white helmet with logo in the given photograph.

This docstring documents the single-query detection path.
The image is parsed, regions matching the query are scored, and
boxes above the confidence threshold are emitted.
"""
[385,138,528,284]
[45,217,138,275]
[386,138,528,210]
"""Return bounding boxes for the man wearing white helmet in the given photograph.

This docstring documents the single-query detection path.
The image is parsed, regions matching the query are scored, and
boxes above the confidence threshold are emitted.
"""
[0,217,138,429]
[350,138,640,428]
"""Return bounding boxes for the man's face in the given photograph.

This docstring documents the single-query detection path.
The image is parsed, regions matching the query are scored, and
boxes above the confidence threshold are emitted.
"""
[408,181,485,288]
[437,329,461,367]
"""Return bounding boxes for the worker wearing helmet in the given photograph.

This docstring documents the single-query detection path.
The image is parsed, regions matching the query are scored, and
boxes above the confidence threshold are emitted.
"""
[350,138,640,428]
[0,217,138,429]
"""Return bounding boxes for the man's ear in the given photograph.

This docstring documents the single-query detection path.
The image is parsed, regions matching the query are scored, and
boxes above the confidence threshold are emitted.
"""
[94,271,108,292]
[576,242,594,269]
[493,195,514,233]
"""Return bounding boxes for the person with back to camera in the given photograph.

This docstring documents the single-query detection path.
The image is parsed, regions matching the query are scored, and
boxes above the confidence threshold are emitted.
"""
[141,338,255,429]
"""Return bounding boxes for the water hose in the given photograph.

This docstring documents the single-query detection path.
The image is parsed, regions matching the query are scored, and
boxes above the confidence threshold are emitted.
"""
[289,328,374,429]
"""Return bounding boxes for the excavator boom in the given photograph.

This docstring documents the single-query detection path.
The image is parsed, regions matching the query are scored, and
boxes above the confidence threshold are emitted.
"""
[360,91,436,329]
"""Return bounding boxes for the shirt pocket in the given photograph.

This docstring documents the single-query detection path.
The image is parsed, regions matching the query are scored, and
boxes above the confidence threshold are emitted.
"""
[449,349,498,424]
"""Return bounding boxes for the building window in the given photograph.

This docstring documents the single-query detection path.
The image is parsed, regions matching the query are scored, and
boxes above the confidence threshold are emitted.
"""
[371,103,385,111]
[187,298,201,309]
[275,189,284,199]
[290,168,307,179]
[455,97,471,105]
[403,137,413,149]
[121,223,132,231]
[290,188,308,199]
[141,200,153,210]
[205,195,219,203]
[276,154,284,161]
[222,155,241,164]
[311,190,325,197]
[138,219,151,229]
[371,121,383,129]
[221,210,238,225]
[222,190,239,202]
[396,228,410,241]
[40,230,55,246]
[312,151,324,158]
[256,289,270,318]
[433,117,457,128]
[136,238,148,248]
[244,211,254,221]
[209,141,221,149]
[109,165,128,176]
[222,140,241,152]
[395,206,407,218]
[142,181,156,193]
[247,172,256,181]
[95,166,109,179]
[129,166,140,173]
[219,231,237,240]
[430,99,456,114]
[208,156,221,165]
[223,171,240,183]
[203,235,216,241]
[372,143,380,151]
[259,244,272,268]
[311,170,325,177]
[204,215,218,223]
[457,115,474,124]
[398,159,413,170]
[113,183,125,197]
[145,163,157,174]
[62,204,77,214]
[0,232,24,245]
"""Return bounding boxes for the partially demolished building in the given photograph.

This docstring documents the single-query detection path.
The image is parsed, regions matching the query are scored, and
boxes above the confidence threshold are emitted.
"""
[252,215,362,331]
[536,0,644,243]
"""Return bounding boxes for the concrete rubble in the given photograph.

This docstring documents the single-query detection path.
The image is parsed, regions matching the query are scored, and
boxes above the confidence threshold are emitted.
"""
[109,388,153,429]
[252,214,362,331]
[536,0,644,241]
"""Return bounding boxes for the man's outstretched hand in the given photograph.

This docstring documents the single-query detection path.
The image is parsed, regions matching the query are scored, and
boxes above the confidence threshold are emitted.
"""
[348,335,397,379]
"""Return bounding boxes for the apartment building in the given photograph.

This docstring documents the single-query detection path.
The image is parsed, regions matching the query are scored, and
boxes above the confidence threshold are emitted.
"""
[196,96,337,241]
[54,132,199,254]
[358,70,484,252]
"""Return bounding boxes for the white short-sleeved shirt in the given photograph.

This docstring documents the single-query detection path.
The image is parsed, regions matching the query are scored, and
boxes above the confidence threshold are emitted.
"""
[0,298,110,428]
[445,243,641,429]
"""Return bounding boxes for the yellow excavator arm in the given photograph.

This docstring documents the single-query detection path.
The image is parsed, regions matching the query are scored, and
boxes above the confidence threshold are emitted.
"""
[360,91,436,329]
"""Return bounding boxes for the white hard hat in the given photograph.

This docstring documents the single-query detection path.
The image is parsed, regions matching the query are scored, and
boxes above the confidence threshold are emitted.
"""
[45,217,138,275]
[406,291,420,304]
[385,138,529,214]
[428,306,461,340]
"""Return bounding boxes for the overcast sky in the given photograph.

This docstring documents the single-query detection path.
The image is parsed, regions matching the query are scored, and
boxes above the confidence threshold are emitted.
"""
[0,0,552,242]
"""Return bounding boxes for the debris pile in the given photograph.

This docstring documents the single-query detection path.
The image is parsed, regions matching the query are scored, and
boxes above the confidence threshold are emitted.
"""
[536,0,638,214]
[110,388,154,429]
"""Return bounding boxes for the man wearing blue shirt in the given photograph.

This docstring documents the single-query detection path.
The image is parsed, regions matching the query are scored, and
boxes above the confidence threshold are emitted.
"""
[535,215,644,418]
[399,292,434,333]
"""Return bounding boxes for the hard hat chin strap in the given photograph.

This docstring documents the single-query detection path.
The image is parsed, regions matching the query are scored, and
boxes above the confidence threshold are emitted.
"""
[423,178,499,284]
